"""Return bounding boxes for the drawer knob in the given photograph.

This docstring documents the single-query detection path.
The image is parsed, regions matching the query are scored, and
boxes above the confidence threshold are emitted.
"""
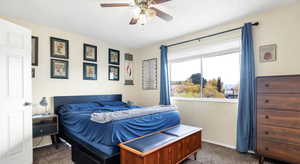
[265,131,269,135]
[265,115,269,119]
[40,129,43,133]
[265,147,269,151]
[265,99,269,103]
[265,84,270,87]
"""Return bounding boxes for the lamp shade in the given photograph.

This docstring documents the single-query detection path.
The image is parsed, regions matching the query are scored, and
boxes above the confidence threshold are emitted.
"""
[40,97,48,107]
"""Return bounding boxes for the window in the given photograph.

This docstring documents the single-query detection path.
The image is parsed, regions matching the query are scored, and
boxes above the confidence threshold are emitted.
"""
[170,59,202,98]
[170,51,240,99]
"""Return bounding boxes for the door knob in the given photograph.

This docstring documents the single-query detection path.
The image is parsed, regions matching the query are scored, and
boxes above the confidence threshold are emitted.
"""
[24,102,32,106]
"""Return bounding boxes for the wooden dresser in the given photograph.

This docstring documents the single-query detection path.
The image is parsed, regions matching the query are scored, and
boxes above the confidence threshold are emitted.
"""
[257,75,300,164]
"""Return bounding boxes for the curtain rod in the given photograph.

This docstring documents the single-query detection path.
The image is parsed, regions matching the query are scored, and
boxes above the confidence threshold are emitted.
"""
[165,22,259,48]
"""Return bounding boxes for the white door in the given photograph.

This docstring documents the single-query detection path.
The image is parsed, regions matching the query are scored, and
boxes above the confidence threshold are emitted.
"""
[0,19,32,164]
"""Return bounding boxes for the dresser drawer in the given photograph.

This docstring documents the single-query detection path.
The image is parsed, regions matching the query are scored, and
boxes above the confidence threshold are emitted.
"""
[257,125,300,145]
[257,76,300,94]
[33,123,58,138]
[257,110,300,128]
[257,140,300,164]
[257,94,300,111]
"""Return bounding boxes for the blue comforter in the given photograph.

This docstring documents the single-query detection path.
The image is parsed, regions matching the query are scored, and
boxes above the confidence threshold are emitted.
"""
[58,103,180,152]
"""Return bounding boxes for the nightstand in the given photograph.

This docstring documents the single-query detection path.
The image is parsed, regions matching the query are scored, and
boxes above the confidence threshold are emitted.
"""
[32,114,59,149]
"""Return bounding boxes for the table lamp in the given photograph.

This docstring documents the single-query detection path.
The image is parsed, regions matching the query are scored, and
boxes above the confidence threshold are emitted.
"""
[40,97,49,115]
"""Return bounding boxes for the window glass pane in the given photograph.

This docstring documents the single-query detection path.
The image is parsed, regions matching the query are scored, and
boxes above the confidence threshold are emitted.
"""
[170,59,202,98]
[202,53,240,99]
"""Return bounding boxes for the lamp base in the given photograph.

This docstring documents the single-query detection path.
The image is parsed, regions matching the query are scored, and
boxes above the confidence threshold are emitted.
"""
[44,107,50,115]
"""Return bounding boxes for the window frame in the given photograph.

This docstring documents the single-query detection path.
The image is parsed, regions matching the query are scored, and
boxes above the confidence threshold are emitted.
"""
[169,48,240,103]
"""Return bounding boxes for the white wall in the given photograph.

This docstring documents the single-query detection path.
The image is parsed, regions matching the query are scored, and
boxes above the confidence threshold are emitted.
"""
[134,2,300,148]
[1,17,139,147]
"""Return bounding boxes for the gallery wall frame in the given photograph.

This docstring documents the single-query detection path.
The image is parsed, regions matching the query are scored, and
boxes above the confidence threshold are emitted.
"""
[51,59,69,79]
[50,37,69,59]
[108,65,120,81]
[32,36,39,66]
[108,48,120,65]
[83,43,97,62]
[83,62,97,80]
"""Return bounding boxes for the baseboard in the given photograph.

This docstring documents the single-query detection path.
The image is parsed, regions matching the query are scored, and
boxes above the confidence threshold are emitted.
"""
[202,140,256,155]
[203,139,236,150]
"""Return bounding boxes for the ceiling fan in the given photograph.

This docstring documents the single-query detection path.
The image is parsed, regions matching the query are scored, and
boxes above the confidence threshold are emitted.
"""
[100,0,173,25]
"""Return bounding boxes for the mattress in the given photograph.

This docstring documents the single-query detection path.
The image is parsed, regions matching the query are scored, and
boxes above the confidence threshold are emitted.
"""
[57,103,180,156]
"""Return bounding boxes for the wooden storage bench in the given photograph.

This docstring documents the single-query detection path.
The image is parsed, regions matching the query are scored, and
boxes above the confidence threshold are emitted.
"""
[119,125,202,164]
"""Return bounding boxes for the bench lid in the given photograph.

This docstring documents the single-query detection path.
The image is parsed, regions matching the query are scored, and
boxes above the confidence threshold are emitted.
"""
[124,133,176,153]
[163,124,201,137]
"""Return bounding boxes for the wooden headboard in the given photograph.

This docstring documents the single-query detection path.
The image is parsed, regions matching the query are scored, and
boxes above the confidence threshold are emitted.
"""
[53,94,122,113]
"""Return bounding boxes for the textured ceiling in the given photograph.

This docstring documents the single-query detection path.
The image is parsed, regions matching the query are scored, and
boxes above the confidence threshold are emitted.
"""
[0,0,296,48]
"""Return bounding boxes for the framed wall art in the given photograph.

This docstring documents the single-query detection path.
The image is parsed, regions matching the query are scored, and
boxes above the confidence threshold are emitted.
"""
[142,58,157,90]
[108,48,120,65]
[109,65,120,81]
[32,36,38,66]
[51,59,69,79]
[259,44,277,63]
[84,44,97,62]
[83,63,97,80]
[50,37,69,59]
[124,53,134,85]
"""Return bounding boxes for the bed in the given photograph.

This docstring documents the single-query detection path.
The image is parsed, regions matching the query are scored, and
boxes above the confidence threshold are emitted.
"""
[54,94,180,164]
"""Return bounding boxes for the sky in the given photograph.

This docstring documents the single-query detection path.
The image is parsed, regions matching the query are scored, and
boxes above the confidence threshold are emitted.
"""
[170,53,240,85]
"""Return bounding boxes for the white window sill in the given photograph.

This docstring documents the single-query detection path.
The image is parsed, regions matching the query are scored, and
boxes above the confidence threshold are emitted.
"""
[171,97,238,103]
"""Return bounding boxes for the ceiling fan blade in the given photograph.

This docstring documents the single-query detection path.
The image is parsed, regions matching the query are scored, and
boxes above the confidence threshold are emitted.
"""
[129,18,138,25]
[100,3,130,7]
[151,0,171,4]
[150,7,173,21]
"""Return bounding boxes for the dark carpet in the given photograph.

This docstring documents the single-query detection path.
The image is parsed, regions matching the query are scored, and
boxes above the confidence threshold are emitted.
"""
[33,142,285,164]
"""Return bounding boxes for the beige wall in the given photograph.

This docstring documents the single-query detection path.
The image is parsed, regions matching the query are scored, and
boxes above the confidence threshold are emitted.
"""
[134,2,300,148]
[2,1,300,149]
[1,17,139,147]
[1,17,139,114]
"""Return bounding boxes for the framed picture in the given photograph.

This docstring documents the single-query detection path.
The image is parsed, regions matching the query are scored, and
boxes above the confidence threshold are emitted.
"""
[83,63,97,80]
[142,58,157,90]
[51,59,69,79]
[84,44,97,62]
[108,48,120,65]
[124,53,134,85]
[32,36,38,66]
[109,65,119,81]
[32,68,35,78]
[259,44,277,63]
[50,37,69,59]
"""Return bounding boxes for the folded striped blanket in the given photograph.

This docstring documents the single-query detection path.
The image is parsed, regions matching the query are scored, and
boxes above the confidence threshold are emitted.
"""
[91,105,177,123]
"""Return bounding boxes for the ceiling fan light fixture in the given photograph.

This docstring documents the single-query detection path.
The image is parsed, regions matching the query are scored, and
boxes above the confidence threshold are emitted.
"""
[139,13,147,25]
[100,0,173,25]
[146,8,156,19]
[133,7,141,18]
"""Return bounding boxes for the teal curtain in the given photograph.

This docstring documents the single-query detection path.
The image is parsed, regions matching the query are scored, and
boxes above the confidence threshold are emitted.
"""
[236,23,256,152]
[159,45,171,105]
